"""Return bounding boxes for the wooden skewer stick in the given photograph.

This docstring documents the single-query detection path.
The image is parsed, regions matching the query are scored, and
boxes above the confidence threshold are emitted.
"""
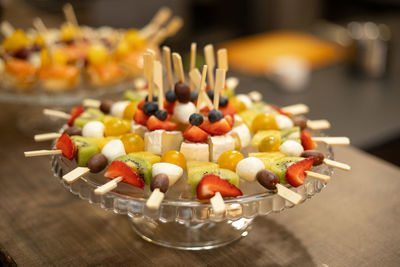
[217,48,228,71]
[172,52,185,83]
[33,17,48,34]
[153,60,164,110]
[143,52,155,101]
[189,68,201,90]
[94,177,123,195]
[305,171,331,182]
[189,43,197,91]
[323,158,351,171]
[307,120,331,130]
[210,192,226,214]
[63,167,90,184]
[149,17,183,45]
[83,98,101,108]
[146,188,165,210]
[191,67,214,111]
[63,3,79,27]
[214,69,226,110]
[281,104,309,115]
[204,44,215,89]
[276,184,302,205]
[34,133,61,142]
[43,109,70,120]
[312,137,350,146]
[196,65,208,113]
[162,46,174,90]
[24,150,62,157]
[1,21,14,37]
[140,7,172,39]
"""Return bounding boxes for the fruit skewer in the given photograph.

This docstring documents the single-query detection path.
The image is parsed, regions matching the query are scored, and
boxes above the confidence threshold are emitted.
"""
[163,46,174,90]
[189,42,197,91]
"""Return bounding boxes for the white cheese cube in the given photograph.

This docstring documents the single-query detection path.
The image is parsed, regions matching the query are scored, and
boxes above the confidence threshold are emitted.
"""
[131,122,148,138]
[229,123,251,149]
[144,130,164,155]
[208,134,235,163]
[162,131,183,153]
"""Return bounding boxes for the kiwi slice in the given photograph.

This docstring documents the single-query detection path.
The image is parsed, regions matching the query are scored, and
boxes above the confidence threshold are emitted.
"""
[73,108,104,128]
[190,168,239,194]
[71,136,99,167]
[114,154,152,185]
[249,152,286,169]
[270,157,303,184]
[280,127,301,143]
[129,151,161,165]
[124,90,146,101]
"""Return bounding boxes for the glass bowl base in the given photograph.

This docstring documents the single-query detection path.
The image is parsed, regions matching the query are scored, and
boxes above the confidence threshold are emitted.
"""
[130,217,253,250]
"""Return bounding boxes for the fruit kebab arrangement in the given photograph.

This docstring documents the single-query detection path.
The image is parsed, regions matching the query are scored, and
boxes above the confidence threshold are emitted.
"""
[0,4,182,92]
[25,43,351,214]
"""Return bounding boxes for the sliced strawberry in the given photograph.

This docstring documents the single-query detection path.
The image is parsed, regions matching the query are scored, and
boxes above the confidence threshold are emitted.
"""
[67,105,85,126]
[134,109,149,126]
[219,102,237,117]
[286,157,315,187]
[183,125,209,142]
[301,129,316,150]
[164,99,176,114]
[272,106,291,117]
[137,99,146,110]
[146,115,177,131]
[196,174,243,200]
[105,161,144,189]
[224,115,233,127]
[200,105,210,114]
[55,134,75,160]
[200,118,231,135]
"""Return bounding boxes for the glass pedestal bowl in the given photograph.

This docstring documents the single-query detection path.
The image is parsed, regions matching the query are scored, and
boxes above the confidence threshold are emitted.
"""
[50,138,333,250]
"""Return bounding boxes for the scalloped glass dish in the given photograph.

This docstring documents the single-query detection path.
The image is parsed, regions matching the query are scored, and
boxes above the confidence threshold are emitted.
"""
[50,133,333,250]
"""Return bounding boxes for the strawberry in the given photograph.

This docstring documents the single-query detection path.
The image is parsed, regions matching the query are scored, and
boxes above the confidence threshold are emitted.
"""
[164,99,176,114]
[137,99,146,110]
[105,161,144,189]
[196,174,243,200]
[200,118,231,135]
[183,125,209,142]
[146,115,177,131]
[67,105,85,126]
[271,106,291,117]
[134,109,149,126]
[301,129,316,150]
[55,134,75,160]
[286,157,315,187]
[224,115,234,127]
[200,105,210,114]
[219,102,237,117]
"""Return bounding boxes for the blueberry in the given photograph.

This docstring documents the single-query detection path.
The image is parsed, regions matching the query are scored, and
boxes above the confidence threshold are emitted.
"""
[142,102,158,116]
[208,109,223,122]
[174,82,191,103]
[207,90,214,100]
[155,110,168,121]
[165,90,176,103]
[191,91,198,101]
[219,96,229,107]
[189,113,204,126]
[145,95,158,102]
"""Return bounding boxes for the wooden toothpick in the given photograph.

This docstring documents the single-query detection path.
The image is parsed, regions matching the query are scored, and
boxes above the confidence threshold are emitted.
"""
[214,69,226,110]
[153,60,164,110]
[63,167,90,184]
[189,43,197,91]
[63,3,79,27]
[24,150,62,157]
[143,52,155,101]
[276,184,302,205]
[312,137,350,146]
[162,46,174,90]
[204,44,215,89]
[94,177,123,195]
[140,7,172,39]
[210,192,226,214]
[43,109,70,120]
[172,52,185,83]
[217,48,228,71]
[34,133,62,142]
[281,104,309,115]
[307,120,331,130]
[196,65,208,113]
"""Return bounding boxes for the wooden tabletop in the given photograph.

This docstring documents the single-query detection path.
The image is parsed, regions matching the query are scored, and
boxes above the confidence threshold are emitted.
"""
[1,104,400,267]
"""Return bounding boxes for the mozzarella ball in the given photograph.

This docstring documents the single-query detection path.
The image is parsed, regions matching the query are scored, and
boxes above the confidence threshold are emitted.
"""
[236,157,265,182]
[275,114,294,129]
[280,140,304,156]
[173,102,196,124]
[101,139,126,162]
[110,101,130,118]
[152,162,183,186]
[82,121,105,137]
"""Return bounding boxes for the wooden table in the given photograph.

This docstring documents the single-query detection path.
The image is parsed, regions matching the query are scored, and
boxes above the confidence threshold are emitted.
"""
[1,104,400,267]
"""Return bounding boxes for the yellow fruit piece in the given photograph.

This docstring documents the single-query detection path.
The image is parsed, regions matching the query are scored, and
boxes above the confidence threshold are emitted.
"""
[187,161,218,184]
[248,152,286,169]
[53,50,68,65]
[104,118,131,136]
[258,134,281,152]
[238,110,259,130]
[40,48,52,68]
[217,150,244,172]
[121,133,144,153]
[87,44,109,65]
[122,101,137,120]
[2,29,29,52]
[130,151,161,165]
[251,130,280,147]
[230,97,247,113]
[115,40,130,58]
[251,113,278,133]
[33,34,45,47]
[61,23,80,41]
[161,150,187,170]
[124,29,145,49]
[90,136,119,150]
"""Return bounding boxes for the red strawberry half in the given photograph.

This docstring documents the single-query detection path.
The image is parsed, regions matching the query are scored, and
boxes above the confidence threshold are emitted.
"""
[164,99,176,114]
[200,118,231,135]
[197,174,243,200]
[224,115,234,127]
[55,134,75,160]
[137,99,146,110]
[301,129,316,150]
[219,102,237,117]
[146,115,177,131]
[105,161,144,189]
[67,105,85,126]
[183,125,209,142]
[286,157,315,187]
[134,109,149,126]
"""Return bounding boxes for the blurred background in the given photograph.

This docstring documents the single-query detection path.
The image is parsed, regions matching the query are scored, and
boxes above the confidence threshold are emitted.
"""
[1,0,400,166]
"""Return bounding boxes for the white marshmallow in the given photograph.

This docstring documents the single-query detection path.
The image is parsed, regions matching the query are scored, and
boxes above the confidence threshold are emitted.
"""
[275,114,294,130]
[110,101,130,118]
[280,140,304,157]
[236,94,253,109]
[236,157,265,182]
[82,121,105,137]
[173,102,196,124]
[152,162,183,186]
[101,139,126,162]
